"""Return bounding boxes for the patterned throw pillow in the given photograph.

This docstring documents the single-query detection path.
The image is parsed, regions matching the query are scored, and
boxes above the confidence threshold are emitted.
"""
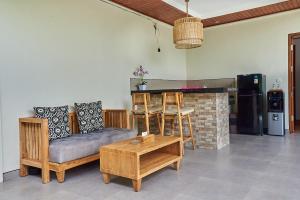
[74,101,104,134]
[34,106,71,141]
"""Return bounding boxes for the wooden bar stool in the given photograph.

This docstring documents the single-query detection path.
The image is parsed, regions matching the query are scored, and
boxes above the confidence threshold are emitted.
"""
[131,93,161,134]
[161,92,196,150]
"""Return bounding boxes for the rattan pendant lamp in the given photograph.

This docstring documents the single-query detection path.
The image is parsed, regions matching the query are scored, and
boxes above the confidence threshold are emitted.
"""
[173,0,203,49]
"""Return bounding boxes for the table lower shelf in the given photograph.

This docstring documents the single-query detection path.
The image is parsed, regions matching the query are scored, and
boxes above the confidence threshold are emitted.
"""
[140,152,180,178]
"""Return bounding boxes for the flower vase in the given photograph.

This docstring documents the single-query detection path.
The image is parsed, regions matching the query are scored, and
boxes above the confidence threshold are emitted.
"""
[138,85,147,90]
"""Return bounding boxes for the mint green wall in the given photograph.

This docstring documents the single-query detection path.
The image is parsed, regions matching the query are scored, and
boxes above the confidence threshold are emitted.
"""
[0,93,3,182]
[0,0,186,172]
[187,10,300,129]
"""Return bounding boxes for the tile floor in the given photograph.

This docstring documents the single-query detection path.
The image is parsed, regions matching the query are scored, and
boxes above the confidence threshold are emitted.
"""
[1,133,300,200]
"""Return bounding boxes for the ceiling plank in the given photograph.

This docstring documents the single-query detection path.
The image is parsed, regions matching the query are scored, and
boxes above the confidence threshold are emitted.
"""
[110,0,300,27]
[204,0,300,27]
[110,0,186,25]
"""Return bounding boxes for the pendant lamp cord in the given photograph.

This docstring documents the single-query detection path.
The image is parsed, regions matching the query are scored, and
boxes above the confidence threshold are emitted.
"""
[154,23,161,52]
[185,0,189,17]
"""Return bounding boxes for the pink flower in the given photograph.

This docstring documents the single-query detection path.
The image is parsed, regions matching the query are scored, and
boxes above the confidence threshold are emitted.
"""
[133,65,149,78]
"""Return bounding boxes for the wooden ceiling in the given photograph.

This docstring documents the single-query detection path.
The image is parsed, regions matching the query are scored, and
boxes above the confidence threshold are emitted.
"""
[110,0,187,25]
[204,0,300,27]
[110,0,300,27]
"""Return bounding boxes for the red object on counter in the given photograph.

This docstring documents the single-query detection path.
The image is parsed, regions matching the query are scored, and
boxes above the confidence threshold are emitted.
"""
[180,86,203,90]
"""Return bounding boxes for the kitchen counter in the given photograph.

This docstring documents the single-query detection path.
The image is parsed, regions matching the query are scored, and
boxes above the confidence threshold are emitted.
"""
[133,88,230,150]
[131,87,228,94]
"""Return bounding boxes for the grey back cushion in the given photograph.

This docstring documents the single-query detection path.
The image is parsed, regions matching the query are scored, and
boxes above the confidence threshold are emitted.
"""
[34,105,71,141]
[74,101,104,134]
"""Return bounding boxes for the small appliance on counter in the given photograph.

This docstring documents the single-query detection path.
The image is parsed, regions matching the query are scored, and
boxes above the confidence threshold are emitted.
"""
[267,90,285,136]
[237,74,266,135]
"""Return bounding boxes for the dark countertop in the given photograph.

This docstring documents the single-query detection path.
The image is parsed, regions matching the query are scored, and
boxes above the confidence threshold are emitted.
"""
[131,87,229,94]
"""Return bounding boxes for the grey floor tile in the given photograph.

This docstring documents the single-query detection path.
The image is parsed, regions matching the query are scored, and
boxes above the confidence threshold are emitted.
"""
[182,176,250,200]
[244,188,300,200]
[255,173,300,195]
[1,134,300,200]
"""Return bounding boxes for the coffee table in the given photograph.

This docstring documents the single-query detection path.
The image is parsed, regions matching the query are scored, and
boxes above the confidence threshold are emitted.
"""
[99,135,182,192]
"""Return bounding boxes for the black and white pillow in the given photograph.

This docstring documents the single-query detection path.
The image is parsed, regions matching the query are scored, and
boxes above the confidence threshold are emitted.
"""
[34,105,71,141]
[74,101,104,134]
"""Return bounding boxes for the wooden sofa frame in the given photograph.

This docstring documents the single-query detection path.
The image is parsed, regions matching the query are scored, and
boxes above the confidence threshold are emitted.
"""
[19,109,130,183]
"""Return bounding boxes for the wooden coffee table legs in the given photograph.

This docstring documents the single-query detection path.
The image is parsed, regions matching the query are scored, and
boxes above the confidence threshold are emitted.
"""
[132,179,142,192]
[102,173,141,192]
[102,160,180,192]
[173,160,181,171]
[102,173,111,184]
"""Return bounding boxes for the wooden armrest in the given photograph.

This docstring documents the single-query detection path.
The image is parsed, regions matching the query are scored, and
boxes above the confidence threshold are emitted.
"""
[19,117,48,124]
[19,117,49,163]
[103,109,130,129]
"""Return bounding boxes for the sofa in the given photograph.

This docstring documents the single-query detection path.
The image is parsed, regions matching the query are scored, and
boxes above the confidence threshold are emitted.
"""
[19,109,136,183]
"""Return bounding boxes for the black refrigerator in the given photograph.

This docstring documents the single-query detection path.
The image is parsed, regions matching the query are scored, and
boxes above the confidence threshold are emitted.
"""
[237,74,266,135]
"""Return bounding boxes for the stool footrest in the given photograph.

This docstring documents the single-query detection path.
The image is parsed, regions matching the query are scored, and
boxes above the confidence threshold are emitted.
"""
[183,136,192,142]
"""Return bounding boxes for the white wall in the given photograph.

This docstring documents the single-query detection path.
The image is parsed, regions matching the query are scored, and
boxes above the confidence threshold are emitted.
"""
[295,39,300,120]
[187,10,300,128]
[0,88,3,182]
[0,0,186,172]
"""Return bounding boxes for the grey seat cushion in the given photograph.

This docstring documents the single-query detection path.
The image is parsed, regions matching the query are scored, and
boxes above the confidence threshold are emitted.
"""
[49,128,137,163]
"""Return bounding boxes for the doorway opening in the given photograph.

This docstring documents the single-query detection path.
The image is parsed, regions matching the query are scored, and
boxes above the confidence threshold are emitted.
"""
[288,32,300,133]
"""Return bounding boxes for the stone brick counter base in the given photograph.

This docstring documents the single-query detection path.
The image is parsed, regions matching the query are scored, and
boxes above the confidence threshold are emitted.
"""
[137,93,230,150]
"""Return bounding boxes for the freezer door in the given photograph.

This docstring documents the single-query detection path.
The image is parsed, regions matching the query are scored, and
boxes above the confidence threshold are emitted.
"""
[237,74,263,92]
